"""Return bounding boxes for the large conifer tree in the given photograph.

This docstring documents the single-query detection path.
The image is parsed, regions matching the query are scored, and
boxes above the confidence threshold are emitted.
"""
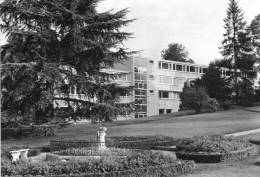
[0,0,134,124]
[220,0,255,101]
[250,14,260,60]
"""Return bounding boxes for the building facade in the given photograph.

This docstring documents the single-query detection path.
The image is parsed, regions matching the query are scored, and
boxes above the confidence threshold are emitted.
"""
[111,57,208,118]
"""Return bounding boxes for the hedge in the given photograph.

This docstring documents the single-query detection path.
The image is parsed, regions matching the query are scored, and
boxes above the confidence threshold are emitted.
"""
[1,149,195,177]
[176,135,252,153]
[175,146,255,163]
[50,135,179,151]
[2,125,56,140]
[1,161,195,177]
[175,135,255,163]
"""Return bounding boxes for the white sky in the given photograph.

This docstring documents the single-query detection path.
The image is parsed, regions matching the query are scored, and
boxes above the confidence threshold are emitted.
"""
[97,0,260,65]
[0,0,259,65]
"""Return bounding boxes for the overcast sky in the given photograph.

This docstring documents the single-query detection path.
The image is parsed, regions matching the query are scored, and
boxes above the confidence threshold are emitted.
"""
[0,0,259,65]
[97,0,260,65]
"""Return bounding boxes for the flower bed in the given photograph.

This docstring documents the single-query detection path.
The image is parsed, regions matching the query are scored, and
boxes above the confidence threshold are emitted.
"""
[175,135,254,163]
[50,135,179,152]
[53,147,139,157]
[1,150,195,177]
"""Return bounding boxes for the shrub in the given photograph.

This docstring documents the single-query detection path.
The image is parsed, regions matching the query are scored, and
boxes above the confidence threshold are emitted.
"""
[2,125,57,140]
[175,135,254,163]
[53,148,138,157]
[176,135,252,153]
[219,100,231,110]
[180,84,209,113]
[50,135,179,151]
[1,150,195,176]
[206,98,219,112]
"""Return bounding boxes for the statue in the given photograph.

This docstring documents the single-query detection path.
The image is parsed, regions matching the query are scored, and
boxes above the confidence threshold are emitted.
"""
[96,127,107,150]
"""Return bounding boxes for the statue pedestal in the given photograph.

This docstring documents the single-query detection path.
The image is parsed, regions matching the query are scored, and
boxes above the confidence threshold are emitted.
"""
[9,149,30,163]
[97,127,107,150]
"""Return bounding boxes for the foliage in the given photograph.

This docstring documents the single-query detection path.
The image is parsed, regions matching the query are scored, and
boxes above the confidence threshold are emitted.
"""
[1,150,195,176]
[179,83,209,113]
[1,124,57,140]
[235,78,255,106]
[250,14,260,60]
[50,135,179,151]
[197,63,232,103]
[206,98,219,112]
[53,147,137,156]
[0,0,135,124]
[255,89,260,102]
[221,0,255,71]
[177,135,252,153]
[220,0,256,102]
[161,43,194,63]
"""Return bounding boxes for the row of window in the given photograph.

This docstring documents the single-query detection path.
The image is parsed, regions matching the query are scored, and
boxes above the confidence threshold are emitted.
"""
[220,69,255,78]
[159,76,186,85]
[113,74,130,81]
[159,109,172,115]
[159,61,207,73]
[159,90,180,100]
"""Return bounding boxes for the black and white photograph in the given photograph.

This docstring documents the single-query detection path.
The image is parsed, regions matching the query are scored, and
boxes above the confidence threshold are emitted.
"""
[0,0,260,176]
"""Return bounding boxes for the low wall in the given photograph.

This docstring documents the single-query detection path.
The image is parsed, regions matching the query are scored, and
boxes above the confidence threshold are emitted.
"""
[175,146,255,163]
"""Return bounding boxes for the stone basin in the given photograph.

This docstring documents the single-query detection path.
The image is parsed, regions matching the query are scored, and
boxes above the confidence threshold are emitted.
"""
[28,152,127,163]
[249,139,260,154]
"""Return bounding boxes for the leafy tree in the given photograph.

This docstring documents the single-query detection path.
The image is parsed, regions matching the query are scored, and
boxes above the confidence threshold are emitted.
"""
[235,78,255,106]
[220,0,255,102]
[179,83,209,113]
[250,14,260,60]
[161,43,194,63]
[0,0,135,124]
[194,63,231,103]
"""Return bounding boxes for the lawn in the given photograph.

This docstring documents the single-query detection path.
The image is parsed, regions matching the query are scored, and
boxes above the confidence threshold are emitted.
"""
[181,155,260,177]
[2,108,260,148]
[2,107,260,177]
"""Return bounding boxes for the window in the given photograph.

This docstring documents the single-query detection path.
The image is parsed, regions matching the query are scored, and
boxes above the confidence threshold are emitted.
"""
[226,71,230,76]
[172,64,176,70]
[162,62,169,69]
[190,66,195,72]
[203,68,207,73]
[149,75,154,80]
[176,64,182,71]
[166,109,172,114]
[159,109,164,115]
[134,67,138,72]
[159,90,169,98]
[149,90,154,94]
[135,73,146,81]
[186,66,190,72]
[149,60,154,64]
[159,76,174,85]
[183,65,186,72]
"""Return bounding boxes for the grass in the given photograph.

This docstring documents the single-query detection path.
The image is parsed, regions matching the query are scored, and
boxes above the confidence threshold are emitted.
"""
[241,132,260,140]
[181,155,260,177]
[1,107,260,177]
[2,107,260,148]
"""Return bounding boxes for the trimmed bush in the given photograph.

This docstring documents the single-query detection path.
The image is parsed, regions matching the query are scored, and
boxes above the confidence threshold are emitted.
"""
[176,135,252,153]
[1,150,195,176]
[50,135,179,152]
[53,148,137,157]
[2,125,57,140]
[175,135,254,163]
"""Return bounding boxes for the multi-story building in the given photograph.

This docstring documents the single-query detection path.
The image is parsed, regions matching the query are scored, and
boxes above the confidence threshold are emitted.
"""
[110,56,208,118]
[54,57,260,119]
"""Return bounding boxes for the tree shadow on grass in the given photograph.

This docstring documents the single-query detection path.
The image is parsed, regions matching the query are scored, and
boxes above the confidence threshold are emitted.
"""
[255,161,260,166]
